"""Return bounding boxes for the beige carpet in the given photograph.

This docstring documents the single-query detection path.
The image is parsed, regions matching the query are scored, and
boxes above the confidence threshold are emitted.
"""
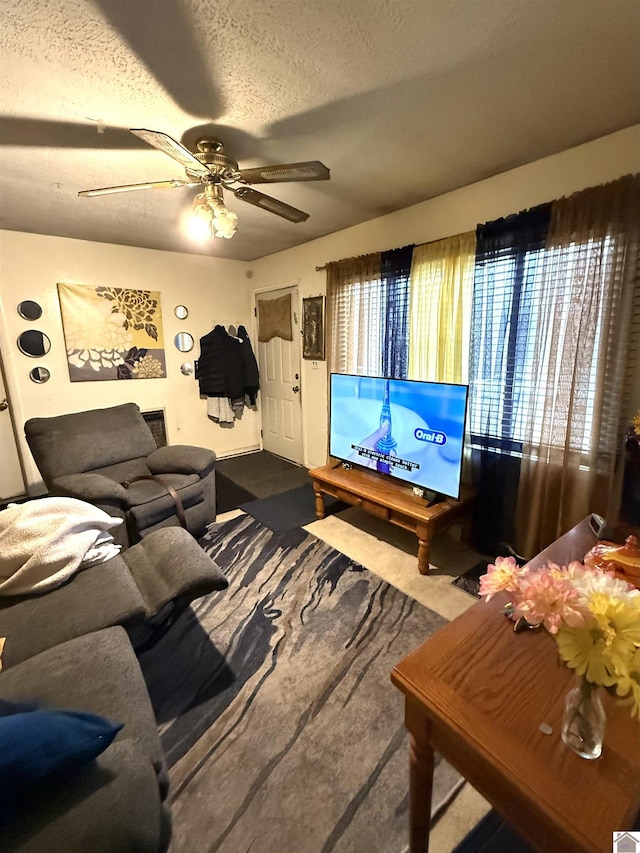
[304,506,478,621]
[218,505,491,851]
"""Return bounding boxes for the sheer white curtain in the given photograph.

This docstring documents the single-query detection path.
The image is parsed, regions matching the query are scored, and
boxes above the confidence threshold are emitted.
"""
[326,253,382,376]
[407,232,476,383]
[516,174,640,556]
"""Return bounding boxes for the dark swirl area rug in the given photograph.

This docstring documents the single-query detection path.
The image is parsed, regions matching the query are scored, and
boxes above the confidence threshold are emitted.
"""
[139,514,464,853]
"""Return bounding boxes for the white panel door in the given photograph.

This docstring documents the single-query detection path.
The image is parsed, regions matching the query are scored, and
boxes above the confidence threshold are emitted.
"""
[0,366,26,500]
[256,286,303,464]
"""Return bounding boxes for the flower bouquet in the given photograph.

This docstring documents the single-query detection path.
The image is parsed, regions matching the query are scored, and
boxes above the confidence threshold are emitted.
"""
[479,554,640,757]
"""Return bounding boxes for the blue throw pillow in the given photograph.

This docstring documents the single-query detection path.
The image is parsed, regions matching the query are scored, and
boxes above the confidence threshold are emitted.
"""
[0,698,39,716]
[0,702,123,821]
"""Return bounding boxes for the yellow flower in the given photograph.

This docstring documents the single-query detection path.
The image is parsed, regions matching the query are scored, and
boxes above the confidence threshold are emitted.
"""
[614,648,640,718]
[556,594,640,690]
[632,410,640,436]
[588,592,640,671]
[556,620,619,687]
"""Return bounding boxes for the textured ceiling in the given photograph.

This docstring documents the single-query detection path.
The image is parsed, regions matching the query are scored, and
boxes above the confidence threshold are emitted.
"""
[1,0,639,261]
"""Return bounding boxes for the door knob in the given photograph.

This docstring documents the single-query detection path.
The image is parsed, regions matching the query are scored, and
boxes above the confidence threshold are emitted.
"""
[292,386,300,393]
[0,398,8,411]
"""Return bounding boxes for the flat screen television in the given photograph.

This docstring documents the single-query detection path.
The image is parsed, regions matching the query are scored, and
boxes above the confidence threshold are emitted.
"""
[329,373,469,500]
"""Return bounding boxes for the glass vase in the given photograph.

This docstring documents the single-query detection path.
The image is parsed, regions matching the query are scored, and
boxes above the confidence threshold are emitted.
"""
[561,677,606,759]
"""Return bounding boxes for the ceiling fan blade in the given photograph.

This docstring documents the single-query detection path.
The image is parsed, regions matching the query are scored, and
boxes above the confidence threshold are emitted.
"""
[233,187,310,222]
[78,179,197,197]
[130,128,210,174]
[236,161,330,184]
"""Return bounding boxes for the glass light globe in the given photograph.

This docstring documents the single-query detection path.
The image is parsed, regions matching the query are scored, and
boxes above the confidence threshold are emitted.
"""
[187,205,212,240]
[213,209,238,239]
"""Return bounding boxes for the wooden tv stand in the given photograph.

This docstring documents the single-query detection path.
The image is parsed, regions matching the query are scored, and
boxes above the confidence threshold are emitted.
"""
[308,463,475,575]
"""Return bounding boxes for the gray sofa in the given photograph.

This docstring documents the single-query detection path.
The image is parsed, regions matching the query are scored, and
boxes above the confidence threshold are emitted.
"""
[0,524,229,851]
[0,525,228,665]
[0,627,171,852]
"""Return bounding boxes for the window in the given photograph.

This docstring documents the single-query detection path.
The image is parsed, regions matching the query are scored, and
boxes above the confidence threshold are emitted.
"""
[470,236,617,460]
[327,247,413,379]
[330,275,385,376]
[326,175,640,555]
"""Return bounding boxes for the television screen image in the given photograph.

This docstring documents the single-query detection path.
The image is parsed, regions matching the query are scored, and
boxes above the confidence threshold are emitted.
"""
[329,374,468,499]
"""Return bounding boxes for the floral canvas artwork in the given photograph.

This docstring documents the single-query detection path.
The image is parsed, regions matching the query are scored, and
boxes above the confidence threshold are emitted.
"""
[57,283,167,382]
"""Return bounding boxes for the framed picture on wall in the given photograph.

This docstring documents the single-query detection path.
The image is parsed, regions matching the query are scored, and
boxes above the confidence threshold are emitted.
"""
[57,283,167,381]
[302,296,325,360]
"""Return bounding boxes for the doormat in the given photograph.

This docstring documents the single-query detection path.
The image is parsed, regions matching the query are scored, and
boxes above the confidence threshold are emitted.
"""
[451,560,490,598]
[240,482,347,534]
[215,471,257,514]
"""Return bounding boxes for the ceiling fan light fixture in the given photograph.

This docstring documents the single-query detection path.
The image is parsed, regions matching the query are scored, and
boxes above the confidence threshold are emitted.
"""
[211,207,238,239]
[80,129,329,241]
[187,201,213,240]
[187,184,238,240]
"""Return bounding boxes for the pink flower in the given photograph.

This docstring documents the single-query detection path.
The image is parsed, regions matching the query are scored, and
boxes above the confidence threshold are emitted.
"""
[545,560,576,579]
[514,570,586,634]
[479,556,527,601]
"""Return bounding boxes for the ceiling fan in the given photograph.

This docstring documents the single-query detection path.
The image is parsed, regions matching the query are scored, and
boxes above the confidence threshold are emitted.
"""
[78,128,330,238]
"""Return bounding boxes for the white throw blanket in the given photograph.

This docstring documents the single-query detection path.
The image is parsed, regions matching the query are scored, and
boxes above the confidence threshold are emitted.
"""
[0,497,123,596]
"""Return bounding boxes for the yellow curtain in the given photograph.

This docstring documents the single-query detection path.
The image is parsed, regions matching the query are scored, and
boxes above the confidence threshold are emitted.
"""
[407,232,476,383]
[516,174,640,557]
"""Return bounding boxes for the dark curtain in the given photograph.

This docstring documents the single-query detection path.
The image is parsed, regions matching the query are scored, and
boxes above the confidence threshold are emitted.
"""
[381,245,414,379]
[469,205,551,554]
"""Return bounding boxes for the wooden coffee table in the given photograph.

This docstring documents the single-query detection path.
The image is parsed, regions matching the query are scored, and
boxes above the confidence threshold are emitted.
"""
[391,517,640,852]
[308,464,474,574]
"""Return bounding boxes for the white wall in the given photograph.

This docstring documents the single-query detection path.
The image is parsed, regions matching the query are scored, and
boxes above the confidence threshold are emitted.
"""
[252,125,640,469]
[0,232,258,491]
[2,126,638,491]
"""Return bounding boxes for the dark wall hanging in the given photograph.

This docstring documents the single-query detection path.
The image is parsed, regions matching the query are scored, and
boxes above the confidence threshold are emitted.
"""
[302,295,325,360]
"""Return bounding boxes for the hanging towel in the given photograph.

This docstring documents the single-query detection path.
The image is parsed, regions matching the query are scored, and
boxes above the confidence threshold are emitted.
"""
[207,396,235,425]
[257,294,293,341]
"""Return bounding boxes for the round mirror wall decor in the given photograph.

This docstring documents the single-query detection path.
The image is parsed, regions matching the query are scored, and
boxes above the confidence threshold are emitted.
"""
[17,300,43,321]
[29,366,51,384]
[174,332,194,353]
[174,305,189,320]
[18,330,51,358]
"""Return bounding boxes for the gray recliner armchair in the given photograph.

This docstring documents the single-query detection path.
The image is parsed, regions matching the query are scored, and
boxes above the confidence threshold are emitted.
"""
[25,403,217,549]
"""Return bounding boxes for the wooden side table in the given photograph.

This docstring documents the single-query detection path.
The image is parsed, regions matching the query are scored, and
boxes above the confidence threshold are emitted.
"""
[308,463,474,575]
[391,517,640,852]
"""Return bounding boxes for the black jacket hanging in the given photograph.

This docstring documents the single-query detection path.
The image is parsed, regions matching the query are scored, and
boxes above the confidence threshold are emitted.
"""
[237,325,260,405]
[198,325,246,399]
